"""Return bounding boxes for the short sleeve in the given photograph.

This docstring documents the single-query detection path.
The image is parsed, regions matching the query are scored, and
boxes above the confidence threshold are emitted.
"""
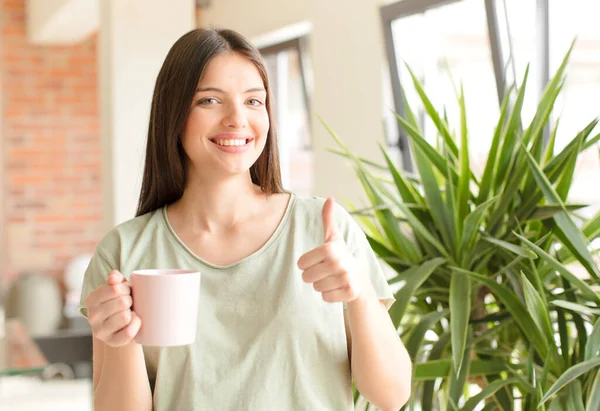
[339,205,396,310]
[78,249,116,318]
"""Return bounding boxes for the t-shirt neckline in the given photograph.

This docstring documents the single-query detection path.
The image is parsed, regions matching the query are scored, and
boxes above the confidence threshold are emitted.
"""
[161,193,296,270]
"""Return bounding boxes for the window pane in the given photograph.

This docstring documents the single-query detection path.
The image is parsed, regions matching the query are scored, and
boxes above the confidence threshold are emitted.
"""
[549,0,600,214]
[263,47,314,196]
[390,0,498,176]
[495,0,539,124]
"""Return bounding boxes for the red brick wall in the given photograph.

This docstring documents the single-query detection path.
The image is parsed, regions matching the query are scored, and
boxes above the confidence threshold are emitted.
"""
[2,0,103,284]
[1,2,204,286]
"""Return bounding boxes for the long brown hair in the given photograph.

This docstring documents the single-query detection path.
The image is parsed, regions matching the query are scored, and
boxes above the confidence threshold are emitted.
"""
[136,28,284,217]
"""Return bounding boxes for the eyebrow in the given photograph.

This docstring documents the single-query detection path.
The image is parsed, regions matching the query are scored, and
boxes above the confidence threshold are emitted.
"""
[196,86,266,93]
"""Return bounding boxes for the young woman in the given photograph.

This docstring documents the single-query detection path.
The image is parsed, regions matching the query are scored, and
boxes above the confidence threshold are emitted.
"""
[80,28,412,411]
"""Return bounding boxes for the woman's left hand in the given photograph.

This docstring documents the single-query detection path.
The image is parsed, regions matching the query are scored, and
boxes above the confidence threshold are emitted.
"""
[297,197,366,303]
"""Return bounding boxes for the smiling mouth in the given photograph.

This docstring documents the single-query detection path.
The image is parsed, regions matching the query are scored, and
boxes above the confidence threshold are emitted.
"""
[211,138,252,147]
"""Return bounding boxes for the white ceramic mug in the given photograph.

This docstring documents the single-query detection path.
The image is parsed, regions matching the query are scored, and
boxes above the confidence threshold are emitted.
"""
[130,269,201,346]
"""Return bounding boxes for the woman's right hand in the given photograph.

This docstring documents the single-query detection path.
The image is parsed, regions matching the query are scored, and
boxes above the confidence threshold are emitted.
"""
[84,270,142,347]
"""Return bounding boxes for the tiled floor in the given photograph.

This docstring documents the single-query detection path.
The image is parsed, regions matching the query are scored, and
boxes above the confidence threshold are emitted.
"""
[0,376,92,411]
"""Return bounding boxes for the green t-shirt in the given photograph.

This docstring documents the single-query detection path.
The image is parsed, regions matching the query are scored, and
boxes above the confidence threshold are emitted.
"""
[80,194,395,411]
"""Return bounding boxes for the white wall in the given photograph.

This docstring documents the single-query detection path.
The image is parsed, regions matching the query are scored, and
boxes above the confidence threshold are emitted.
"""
[26,0,98,45]
[0,4,5,288]
[99,0,195,229]
[203,0,389,206]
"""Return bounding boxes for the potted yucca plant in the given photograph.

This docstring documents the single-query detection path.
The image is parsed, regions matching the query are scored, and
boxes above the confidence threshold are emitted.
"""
[326,44,600,410]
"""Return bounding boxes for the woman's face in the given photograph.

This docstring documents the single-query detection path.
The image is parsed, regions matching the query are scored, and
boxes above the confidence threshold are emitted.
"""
[182,52,269,180]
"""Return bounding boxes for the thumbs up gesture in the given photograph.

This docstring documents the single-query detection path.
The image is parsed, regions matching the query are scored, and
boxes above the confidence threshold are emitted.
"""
[297,197,364,303]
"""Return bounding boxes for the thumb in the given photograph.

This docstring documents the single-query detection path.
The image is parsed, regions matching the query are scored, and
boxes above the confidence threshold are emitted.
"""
[106,270,126,286]
[322,197,341,243]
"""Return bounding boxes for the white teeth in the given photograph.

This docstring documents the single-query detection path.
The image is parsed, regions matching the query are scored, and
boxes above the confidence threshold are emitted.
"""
[214,139,247,147]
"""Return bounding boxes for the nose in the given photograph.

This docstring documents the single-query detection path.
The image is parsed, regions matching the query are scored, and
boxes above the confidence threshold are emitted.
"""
[222,101,247,129]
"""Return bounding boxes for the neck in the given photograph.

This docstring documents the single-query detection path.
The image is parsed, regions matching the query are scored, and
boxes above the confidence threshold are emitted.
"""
[172,169,265,232]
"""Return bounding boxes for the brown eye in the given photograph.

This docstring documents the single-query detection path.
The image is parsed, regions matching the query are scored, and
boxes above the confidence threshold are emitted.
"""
[247,98,264,107]
[198,97,218,105]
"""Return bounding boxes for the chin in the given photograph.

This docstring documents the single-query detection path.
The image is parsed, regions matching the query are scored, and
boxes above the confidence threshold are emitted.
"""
[222,162,255,177]
[225,154,261,173]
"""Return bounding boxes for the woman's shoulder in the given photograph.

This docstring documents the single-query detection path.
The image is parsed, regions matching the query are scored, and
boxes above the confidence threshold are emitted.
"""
[292,194,352,219]
[95,207,165,256]
[290,194,359,236]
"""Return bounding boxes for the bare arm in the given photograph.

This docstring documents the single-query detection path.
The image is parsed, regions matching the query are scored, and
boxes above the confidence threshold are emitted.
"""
[298,199,412,410]
[92,337,153,411]
[345,286,412,411]
[85,271,153,411]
